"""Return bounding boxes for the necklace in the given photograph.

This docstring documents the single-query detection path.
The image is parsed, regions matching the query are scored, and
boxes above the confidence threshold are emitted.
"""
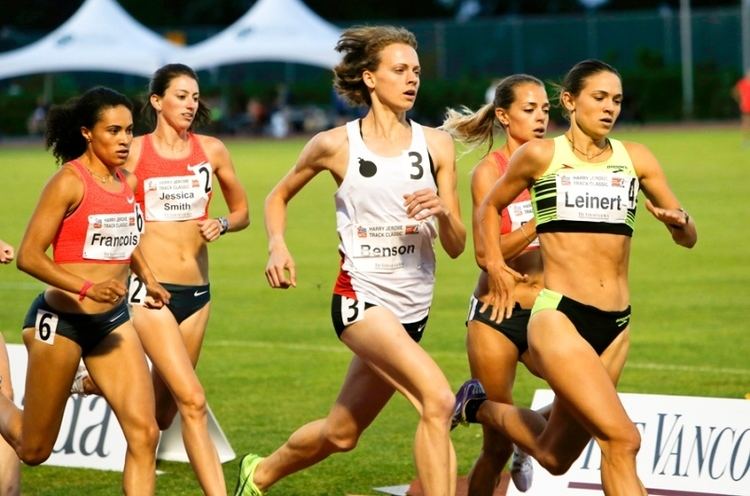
[85,166,114,184]
[565,133,610,161]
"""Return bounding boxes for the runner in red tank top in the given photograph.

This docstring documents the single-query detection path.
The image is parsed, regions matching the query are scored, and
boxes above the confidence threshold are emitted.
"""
[124,64,249,496]
[0,87,168,495]
[442,74,550,494]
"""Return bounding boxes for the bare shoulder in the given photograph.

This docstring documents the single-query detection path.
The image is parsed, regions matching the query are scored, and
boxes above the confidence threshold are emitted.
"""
[421,125,455,168]
[470,153,502,200]
[56,162,83,182]
[195,133,230,159]
[621,140,655,161]
[298,126,349,170]
[511,138,554,176]
[621,140,659,175]
[521,137,554,159]
[309,126,348,155]
[46,163,84,200]
[471,152,500,183]
[422,126,455,152]
[422,125,454,146]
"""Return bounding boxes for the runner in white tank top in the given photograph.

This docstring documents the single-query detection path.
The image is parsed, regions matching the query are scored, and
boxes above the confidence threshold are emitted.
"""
[236,26,466,496]
[334,119,437,323]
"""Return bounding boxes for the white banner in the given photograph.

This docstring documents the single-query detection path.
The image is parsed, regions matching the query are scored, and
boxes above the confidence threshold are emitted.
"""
[507,389,750,496]
[7,344,127,470]
[7,343,234,470]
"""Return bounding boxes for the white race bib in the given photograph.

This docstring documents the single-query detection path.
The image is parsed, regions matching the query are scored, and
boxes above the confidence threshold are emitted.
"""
[350,223,424,272]
[556,172,637,223]
[143,162,212,221]
[35,310,58,345]
[83,211,141,261]
[127,274,147,307]
[508,200,539,248]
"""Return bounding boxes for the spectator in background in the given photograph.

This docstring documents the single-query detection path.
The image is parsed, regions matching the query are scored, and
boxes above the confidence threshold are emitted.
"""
[732,69,750,146]
[245,98,268,135]
[269,83,291,138]
[27,97,49,136]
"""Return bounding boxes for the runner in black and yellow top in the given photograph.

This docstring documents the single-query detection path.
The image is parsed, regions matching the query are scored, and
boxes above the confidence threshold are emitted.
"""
[453,59,697,496]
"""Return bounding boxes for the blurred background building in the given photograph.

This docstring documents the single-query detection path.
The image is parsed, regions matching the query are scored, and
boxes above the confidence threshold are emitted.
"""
[0,0,746,136]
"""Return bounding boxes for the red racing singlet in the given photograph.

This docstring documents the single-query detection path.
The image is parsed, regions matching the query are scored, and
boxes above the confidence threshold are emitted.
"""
[133,133,213,222]
[492,151,538,251]
[53,160,142,264]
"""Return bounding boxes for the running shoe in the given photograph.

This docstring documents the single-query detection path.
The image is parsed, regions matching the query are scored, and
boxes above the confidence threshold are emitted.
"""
[450,378,486,430]
[510,444,533,492]
[70,361,88,395]
[234,453,265,496]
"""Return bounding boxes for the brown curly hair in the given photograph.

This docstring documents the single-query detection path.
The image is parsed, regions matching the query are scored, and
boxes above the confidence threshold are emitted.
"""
[333,25,417,107]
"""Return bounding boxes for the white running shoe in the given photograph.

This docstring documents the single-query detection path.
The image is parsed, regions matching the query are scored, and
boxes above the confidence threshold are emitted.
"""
[510,444,533,492]
[70,361,88,395]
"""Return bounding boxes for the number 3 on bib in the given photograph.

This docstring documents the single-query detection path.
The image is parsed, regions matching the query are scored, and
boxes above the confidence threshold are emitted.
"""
[341,297,365,327]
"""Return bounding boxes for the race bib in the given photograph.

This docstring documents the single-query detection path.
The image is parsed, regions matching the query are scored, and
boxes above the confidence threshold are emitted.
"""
[556,172,637,223]
[337,296,366,328]
[143,162,212,221]
[507,200,539,248]
[35,310,58,345]
[350,223,424,272]
[127,274,147,307]
[82,211,141,261]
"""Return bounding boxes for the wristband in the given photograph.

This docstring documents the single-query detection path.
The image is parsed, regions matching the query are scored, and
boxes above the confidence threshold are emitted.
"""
[78,280,94,302]
[218,216,229,235]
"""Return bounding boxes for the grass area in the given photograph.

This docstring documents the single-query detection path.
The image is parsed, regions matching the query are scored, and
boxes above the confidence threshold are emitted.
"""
[0,125,747,495]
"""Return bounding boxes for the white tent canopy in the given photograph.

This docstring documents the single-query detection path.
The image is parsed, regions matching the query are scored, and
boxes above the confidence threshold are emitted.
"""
[181,0,342,71]
[0,0,184,80]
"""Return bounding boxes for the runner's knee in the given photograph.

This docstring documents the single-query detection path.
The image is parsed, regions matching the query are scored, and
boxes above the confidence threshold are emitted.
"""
[322,421,361,453]
[19,442,52,466]
[124,416,160,456]
[599,422,641,461]
[175,385,208,422]
[536,450,578,476]
[421,386,455,425]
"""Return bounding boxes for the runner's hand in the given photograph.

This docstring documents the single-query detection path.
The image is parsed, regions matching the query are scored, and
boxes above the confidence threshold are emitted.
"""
[86,280,127,304]
[266,245,297,289]
[144,281,171,308]
[481,261,527,323]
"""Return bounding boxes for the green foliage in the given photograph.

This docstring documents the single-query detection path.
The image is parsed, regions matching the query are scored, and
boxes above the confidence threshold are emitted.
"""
[0,126,747,494]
